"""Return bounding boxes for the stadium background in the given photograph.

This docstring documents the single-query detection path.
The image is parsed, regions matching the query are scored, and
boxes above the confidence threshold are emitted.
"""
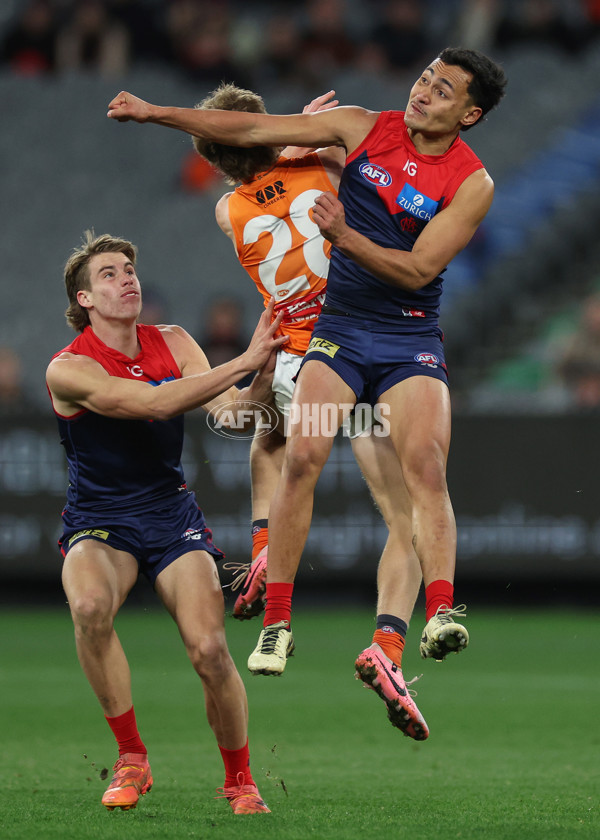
[1,0,600,609]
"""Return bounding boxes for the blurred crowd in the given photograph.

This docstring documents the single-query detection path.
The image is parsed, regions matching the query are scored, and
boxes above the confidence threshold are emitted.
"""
[0,0,598,89]
[3,0,600,414]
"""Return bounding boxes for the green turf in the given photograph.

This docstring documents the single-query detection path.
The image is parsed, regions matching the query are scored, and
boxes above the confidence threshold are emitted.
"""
[1,604,598,840]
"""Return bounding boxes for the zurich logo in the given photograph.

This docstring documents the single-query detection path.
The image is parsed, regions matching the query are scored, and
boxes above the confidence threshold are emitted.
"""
[396,183,438,220]
[415,352,439,366]
[359,163,392,187]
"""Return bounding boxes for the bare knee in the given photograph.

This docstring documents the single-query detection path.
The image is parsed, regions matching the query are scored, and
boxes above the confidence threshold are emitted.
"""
[186,634,234,682]
[283,435,331,485]
[67,590,114,638]
[402,446,448,497]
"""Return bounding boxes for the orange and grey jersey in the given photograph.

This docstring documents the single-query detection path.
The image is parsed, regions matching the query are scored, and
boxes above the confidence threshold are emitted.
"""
[228,153,337,355]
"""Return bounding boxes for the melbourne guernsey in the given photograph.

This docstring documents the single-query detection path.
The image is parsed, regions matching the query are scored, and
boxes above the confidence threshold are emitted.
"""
[50,324,185,513]
[325,110,484,328]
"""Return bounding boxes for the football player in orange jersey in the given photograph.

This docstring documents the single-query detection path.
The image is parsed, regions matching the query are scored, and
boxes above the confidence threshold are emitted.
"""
[186,86,428,739]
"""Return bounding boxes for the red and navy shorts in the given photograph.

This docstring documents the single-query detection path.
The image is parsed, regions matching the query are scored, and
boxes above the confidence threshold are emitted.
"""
[58,490,224,586]
[299,312,448,404]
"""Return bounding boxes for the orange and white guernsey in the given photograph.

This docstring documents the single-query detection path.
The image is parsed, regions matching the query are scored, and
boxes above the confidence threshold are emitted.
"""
[227,153,337,356]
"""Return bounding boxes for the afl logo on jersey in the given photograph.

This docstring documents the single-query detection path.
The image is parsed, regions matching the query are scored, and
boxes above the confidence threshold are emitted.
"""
[415,352,439,367]
[359,163,392,187]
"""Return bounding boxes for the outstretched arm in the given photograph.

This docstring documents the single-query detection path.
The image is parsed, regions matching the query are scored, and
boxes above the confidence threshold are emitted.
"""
[107,90,377,156]
[47,300,288,421]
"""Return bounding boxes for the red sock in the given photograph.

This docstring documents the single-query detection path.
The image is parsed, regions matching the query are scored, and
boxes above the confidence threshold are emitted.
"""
[105,706,146,756]
[373,628,405,667]
[425,580,454,622]
[264,582,293,626]
[251,525,269,562]
[219,740,253,788]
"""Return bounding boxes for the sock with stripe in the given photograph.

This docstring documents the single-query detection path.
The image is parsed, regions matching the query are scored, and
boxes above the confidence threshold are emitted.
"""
[373,614,407,667]
[251,520,269,562]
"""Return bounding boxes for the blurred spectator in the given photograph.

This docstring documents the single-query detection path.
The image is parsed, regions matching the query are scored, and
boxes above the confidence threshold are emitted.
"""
[110,0,170,66]
[199,297,248,368]
[451,0,501,53]
[165,0,251,87]
[362,0,430,77]
[0,0,57,76]
[557,293,600,409]
[583,0,600,25]
[138,285,170,325]
[259,14,301,85]
[257,14,304,88]
[494,0,587,55]
[55,0,130,77]
[180,149,221,192]
[581,0,600,41]
[296,0,357,89]
[0,346,35,414]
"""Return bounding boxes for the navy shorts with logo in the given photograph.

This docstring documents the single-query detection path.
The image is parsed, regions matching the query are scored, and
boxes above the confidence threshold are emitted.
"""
[58,490,224,586]
[300,313,448,404]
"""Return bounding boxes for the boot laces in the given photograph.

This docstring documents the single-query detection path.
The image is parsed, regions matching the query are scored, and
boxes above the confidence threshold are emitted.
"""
[222,562,251,592]
[260,624,287,653]
[405,673,423,698]
[435,604,467,623]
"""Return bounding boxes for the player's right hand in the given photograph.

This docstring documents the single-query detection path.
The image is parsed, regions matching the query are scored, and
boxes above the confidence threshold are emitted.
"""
[245,298,289,370]
[303,90,339,114]
[107,91,152,123]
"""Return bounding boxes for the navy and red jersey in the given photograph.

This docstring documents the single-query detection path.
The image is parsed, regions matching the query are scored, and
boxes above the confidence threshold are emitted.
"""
[50,324,185,513]
[325,110,484,329]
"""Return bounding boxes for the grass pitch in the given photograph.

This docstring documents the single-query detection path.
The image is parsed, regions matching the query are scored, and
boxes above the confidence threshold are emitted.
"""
[0,604,598,840]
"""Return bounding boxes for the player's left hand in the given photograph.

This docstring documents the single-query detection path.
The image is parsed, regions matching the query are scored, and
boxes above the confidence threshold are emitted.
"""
[312,192,348,244]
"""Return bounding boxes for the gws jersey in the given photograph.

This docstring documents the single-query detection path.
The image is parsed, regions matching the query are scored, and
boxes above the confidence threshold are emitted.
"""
[326,111,484,329]
[50,324,185,513]
[228,153,337,355]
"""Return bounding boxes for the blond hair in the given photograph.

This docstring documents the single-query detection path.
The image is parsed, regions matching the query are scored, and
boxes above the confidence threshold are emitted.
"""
[192,83,280,184]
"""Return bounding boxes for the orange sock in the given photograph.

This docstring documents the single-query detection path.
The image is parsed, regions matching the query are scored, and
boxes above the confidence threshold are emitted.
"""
[373,628,405,667]
[251,521,269,561]
[425,580,454,622]
[219,740,253,788]
[105,706,146,756]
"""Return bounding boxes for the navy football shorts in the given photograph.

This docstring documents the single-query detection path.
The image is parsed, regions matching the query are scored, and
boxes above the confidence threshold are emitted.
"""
[58,490,224,586]
[299,312,448,404]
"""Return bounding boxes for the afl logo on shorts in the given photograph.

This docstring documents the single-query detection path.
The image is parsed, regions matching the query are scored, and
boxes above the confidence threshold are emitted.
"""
[415,352,439,368]
[359,163,392,187]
